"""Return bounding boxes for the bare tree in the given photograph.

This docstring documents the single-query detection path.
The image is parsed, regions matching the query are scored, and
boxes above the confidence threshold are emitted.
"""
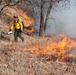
[39,0,45,36]
[39,0,70,37]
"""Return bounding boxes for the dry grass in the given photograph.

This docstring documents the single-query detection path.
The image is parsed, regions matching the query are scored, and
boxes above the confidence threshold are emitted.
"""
[0,35,76,75]
[0,6,76,75]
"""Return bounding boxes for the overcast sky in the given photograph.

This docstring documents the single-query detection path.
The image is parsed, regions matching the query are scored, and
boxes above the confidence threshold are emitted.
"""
[46,0,76,37]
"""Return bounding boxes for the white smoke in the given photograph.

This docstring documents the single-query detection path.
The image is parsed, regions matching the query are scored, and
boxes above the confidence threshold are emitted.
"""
[46,0,76,38]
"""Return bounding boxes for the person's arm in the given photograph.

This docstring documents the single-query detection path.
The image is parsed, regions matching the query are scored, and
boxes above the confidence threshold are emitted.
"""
[19,20,23,30]
[9,23,14,31]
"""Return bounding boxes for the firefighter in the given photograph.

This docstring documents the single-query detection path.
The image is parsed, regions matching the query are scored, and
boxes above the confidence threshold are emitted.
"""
[9,15,24,42]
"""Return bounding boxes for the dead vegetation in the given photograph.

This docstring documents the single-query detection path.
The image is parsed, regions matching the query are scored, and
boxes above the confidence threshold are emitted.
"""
[0,5,76,75]
[0,34,76,75]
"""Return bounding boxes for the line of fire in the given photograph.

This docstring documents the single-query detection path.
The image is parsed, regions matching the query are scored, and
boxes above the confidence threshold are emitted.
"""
[2,8,76,63]
[18,9,76,63]
[0,1,76,64]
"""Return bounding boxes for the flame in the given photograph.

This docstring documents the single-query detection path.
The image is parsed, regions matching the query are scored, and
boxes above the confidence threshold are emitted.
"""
[22,12,34,27]
[18,9,35,33]
[22,34,76,63]
[22,12,35,33]
[26,28,35,33]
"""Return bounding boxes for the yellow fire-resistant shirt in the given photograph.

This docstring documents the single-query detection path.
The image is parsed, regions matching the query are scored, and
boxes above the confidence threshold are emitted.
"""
[10,20,23,30]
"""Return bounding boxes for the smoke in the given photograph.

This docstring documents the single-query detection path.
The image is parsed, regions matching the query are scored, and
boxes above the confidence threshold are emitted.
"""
[46,0,76,38]
[45,12,68,35]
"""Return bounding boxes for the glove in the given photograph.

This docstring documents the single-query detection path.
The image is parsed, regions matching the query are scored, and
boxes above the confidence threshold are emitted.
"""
[9,29,11,31]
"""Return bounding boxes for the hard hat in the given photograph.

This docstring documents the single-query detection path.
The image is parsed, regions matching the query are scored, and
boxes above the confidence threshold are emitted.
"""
[13,15,18,18]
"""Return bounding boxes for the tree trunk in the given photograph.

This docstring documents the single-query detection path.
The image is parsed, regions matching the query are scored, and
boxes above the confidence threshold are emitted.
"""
[44,3,52,31]
[39,0,45,37]
[0,27,2,39]
[0,13,1,38]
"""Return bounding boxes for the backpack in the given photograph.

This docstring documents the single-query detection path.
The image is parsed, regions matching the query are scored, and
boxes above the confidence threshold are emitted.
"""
[16,19,25,29]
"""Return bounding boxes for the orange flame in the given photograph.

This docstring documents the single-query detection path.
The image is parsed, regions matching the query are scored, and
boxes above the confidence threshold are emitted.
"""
[22,12,34,27]
[22,12,35,33]
[26,28,35,33]
[22,34,76,63]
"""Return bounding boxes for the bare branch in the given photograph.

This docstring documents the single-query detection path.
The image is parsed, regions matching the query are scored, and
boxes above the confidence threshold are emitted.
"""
[1,1,20,11]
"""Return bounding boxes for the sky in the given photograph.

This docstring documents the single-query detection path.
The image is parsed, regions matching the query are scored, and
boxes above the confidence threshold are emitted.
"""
[46,0,76,37]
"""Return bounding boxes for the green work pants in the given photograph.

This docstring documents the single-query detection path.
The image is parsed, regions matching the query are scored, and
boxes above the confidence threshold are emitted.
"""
[14,29,24,42]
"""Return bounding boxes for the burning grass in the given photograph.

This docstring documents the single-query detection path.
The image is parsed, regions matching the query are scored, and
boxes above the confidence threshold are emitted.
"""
[20,10,35,33]
[22,34,76,63]
[22,12,34,27]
